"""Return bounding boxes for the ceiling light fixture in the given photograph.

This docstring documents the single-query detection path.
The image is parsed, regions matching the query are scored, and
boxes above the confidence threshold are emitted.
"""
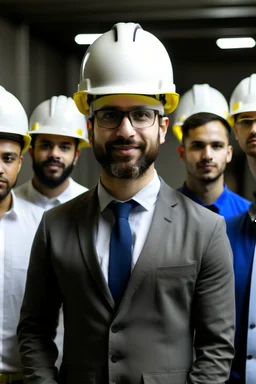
[216,37,256,49]
[74,34,102,45]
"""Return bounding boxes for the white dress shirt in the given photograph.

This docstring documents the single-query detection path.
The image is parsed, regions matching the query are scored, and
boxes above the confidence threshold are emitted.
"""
[15,177,88,369]
[96,170,160,283]
[15,178,88,210]
[0,192,44,372]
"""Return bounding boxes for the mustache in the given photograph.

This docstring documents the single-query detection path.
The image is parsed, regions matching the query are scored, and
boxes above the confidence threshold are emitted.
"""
[105,138,142,149]
[247,133,256,144]
[197,160,216,167]
[0,177,8,183]
[42,157,65,168]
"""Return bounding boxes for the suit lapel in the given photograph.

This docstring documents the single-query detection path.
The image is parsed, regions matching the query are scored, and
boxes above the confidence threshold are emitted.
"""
[117,180,179,311]
[75,187,114,309]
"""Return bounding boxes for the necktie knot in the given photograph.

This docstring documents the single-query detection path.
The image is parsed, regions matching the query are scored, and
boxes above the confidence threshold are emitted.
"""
[111,200,137,220]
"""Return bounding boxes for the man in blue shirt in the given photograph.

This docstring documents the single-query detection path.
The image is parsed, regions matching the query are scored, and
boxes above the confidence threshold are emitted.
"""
[177,111,250,218]
[226,73,256,384]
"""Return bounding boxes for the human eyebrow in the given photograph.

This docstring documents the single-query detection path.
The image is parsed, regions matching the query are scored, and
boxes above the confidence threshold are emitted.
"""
[4,152,19,158]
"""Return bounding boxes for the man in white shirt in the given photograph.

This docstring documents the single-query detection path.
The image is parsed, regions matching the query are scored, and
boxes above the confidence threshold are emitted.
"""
[0,86,44,384]
[15,96,89,210]
[17,23,235,384]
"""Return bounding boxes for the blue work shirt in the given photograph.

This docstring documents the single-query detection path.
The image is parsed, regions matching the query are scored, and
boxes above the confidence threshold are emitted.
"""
[178,183,250,219]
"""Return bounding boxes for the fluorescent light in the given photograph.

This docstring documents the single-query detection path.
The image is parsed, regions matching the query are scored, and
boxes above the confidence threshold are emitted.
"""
[216,37,255,49]
[74,34,102,45]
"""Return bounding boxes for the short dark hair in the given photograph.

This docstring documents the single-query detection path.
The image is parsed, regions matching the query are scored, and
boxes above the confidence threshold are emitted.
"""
[182,112,231,144]
[0,132,24,151]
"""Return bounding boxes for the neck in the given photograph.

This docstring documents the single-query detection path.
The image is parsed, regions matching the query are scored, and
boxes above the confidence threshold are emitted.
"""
[32,176,70,198]
[100,165,155,201]
[0,192,12,219]
[247,155,256,179]
[185,174,224,205]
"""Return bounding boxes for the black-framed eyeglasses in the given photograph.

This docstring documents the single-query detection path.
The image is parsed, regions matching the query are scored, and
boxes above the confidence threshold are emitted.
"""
[236,118,256,129]
[93,108,162,129]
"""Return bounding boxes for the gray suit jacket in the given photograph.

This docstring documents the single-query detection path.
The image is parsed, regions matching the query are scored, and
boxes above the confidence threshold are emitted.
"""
[17,180,235,384]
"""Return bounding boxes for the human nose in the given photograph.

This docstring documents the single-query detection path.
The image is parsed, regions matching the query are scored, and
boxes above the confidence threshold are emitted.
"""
[49,145,61,158]
[115,115,136,139]
[202,146,213,160]
[0,161,4,174]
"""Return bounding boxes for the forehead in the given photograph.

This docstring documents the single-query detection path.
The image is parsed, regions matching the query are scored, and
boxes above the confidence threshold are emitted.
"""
[35,134,75,145]
[0,139,21,154]
[186,121,228,141]
[91,94,163,112]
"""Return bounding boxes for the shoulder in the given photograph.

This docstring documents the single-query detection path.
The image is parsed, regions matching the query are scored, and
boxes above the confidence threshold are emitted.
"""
[44,186,97,223]
[226,188,251,207]
[160,180,223,231]
[13,193,44,221]
[226,210,250,235]
[69,178,89,195]
[14,180,30,199]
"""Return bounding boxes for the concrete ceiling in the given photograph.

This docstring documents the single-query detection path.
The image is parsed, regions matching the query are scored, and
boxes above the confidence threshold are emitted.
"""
[1,0,256,61]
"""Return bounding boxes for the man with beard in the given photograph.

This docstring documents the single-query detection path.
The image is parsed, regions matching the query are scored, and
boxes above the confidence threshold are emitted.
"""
[224,73,256,384]
[15,95,89,368]
[15,95,89,210]
[172,84,250,218]
[0,86,44,384]
[17,22,235,384]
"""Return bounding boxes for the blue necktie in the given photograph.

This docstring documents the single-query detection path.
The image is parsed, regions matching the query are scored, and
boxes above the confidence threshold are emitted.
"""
[109,200,137,305]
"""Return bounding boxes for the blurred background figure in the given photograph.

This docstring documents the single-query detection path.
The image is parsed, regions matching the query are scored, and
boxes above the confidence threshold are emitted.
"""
[15,95,89,367]
[226,73,256,384]
[0,85,44,384]
[15,95,89,209]
[173,84,250,218]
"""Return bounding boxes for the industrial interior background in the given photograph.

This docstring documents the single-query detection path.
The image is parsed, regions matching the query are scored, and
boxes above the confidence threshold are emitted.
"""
[0,0,255,199]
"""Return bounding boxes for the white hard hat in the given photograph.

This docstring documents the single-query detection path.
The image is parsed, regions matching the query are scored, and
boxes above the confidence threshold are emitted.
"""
[229,74,256,126]
[0,86,30,153]
[172,84,230,142]
[29,96,89,149]
[74,22,179,116]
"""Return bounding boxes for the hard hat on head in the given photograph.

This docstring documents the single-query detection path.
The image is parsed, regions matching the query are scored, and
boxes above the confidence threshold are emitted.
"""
[172,84,230,142]
[229,74,256,126]
[29,96,89,149]
[0,86,30,153]
[74,22,179,116]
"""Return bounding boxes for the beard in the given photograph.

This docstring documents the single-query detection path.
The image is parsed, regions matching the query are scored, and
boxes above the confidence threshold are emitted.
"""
[187,161,225,184]
[92,135,160,179]
[0,176,17,201]
[32,157,74,189]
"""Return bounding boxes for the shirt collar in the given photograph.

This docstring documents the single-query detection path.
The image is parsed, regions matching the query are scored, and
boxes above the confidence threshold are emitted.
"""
[98,170,161,213]
[28,178,74,206]
[1,190,18,219]
[180,182,229,211]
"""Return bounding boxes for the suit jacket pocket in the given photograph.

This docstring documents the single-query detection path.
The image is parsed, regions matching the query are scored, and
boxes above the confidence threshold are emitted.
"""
[156,262,197,277]
[155,263,197,314]
[143,371,188,384]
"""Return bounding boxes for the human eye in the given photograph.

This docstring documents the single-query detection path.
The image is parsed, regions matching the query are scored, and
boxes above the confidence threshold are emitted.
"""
[212,142,224,149]
[3,155,15,163]
[237,119,254,127]
[98,110,120,121]
[191,142,204,150]
[40,143,51,150]
[132,109,153,121]
[60,144,71,151]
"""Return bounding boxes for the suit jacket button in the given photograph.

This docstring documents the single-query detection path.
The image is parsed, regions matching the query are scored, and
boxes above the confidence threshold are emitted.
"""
[111,325,119,333]
[111,354,122,363]
[247,355,253,360]
[250,323,256,329]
